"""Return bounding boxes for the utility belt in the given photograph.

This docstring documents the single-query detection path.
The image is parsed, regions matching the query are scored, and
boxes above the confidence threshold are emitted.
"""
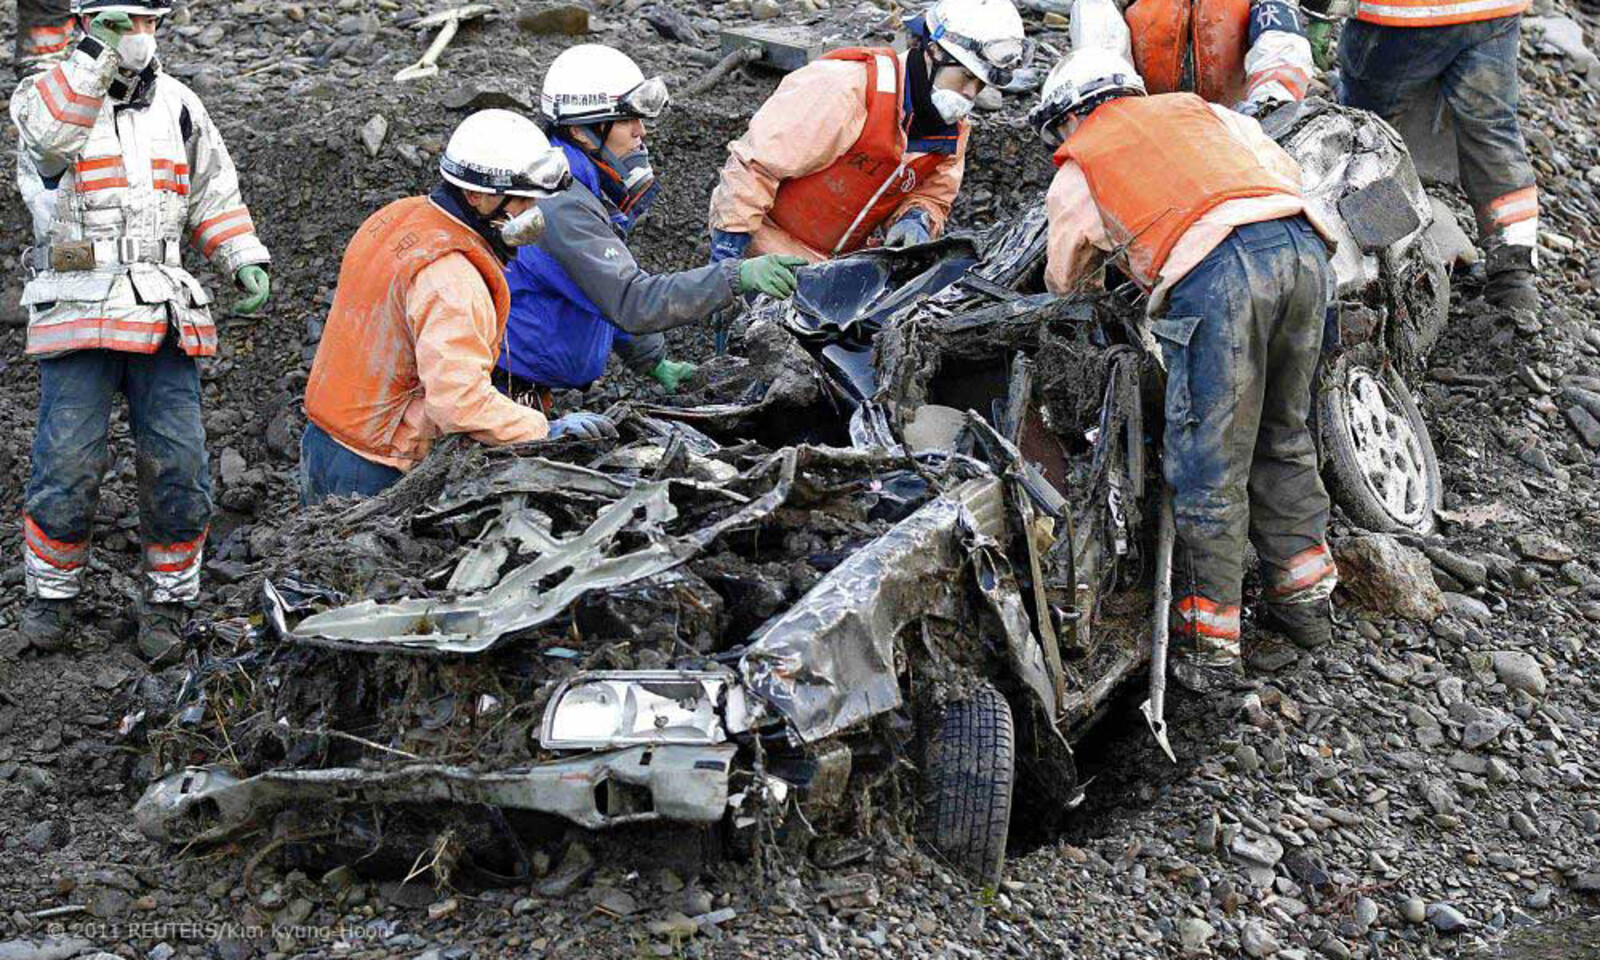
[28,238,182,273]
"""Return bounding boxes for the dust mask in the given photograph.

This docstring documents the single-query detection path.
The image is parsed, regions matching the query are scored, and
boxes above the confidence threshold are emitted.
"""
[930,88,974,125]
[117,33,156,71]
[499,204,546,247]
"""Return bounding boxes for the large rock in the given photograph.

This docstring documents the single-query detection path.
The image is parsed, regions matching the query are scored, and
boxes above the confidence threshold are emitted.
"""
[1488,650,1549,697]
[1332,534,1446,621]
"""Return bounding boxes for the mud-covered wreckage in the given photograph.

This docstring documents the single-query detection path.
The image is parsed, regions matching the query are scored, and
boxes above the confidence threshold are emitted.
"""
[135,99,1449,884]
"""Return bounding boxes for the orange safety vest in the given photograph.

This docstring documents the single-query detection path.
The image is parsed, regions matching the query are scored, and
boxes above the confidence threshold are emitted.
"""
[767,47,965,256]
[1354,0,1526,26]
[1126,0,1253,105]
[304,197,511,467]
[1058,93,1298,290]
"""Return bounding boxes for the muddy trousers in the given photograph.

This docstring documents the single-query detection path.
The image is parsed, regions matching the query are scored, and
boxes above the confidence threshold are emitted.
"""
[1339,16,1539,247]
[14,0,73,76]
[299,422,403,507]
[23,339,212,604]
[1153,218,1337,662]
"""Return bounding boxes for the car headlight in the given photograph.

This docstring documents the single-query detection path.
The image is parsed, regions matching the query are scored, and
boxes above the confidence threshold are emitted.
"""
[540,671,753,750]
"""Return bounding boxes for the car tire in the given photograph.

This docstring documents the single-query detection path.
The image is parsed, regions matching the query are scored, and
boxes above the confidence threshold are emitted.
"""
[1319,356,1442,535]
[919,683,1015,887]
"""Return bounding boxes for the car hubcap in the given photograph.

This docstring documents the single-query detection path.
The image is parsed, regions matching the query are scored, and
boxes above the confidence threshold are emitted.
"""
[1344,366,1430,528]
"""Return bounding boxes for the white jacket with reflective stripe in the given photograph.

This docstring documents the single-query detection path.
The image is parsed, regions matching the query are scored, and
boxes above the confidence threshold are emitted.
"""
[10,36,269,357]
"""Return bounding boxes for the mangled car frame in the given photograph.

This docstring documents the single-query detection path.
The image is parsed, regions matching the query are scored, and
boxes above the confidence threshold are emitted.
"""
[137,99,1450,885]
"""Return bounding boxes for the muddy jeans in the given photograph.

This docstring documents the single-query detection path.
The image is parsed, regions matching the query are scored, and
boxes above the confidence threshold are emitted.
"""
[1339,16,1538,242]
[299,422,403,507]
[14,0,72,76]
[1155,217,1336,659]
[24,339,212,604]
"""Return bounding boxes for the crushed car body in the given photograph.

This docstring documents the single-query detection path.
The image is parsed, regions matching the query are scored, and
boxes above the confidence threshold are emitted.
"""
[134,97,1451,885]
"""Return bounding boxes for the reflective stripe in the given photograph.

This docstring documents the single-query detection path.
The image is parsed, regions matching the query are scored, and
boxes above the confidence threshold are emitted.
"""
[145,529,207,573]
[76,155,128,192]
[26,23,74,56]
[1488,187,1538,226]
[1269,544,1337,597]
[1499,219,1537,247]
[23,514,88,570]
[1248,65,1310,99]
[192,207,256,257]
[152,159,191,196]
[1355,0,1527,22]
[38,65,102,128]
[872,54,897,94]
[1174,595,1242,640]
[26,317,171,355]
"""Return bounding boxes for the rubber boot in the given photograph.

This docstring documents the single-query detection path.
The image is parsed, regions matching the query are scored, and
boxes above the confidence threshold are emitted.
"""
[1260,598,1333,650]
[1483,243,1539,314]
[21,597,75,652]
[136,601,188,666]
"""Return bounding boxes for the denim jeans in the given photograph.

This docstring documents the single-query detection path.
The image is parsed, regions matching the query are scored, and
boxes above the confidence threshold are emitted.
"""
[24,339,211,602]
[1339,16,1536,235]
[1154,218,1335,640]
[299,421,403,506]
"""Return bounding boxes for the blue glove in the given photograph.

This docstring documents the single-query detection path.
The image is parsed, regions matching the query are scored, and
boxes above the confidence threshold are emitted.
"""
[710,229,752,263]
[883,209,931,248]
[546,411,617,441]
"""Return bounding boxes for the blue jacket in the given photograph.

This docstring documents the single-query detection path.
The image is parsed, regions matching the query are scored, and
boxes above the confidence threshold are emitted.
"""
[499,141,738,389]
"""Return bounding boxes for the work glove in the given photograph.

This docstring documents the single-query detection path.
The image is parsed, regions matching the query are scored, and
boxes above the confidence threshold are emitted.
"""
[883,209,932,248]
[649,358,697,394]
[738,254,807,299]
[710,229,752,263]
[546,411,618,441]
[87,10,132,47]
[1306,18,1337,71]
[232,265,271,316]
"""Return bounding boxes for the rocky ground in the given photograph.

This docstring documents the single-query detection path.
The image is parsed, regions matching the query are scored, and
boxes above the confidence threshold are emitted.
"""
[1,0,1598,958]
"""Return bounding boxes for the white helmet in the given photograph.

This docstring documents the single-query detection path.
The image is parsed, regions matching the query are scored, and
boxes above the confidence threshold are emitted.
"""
[73,0,172,15]
[541,44,670,127]
[1028,49,1146,145]
[440,109,572,197]
[922,0,1028,87]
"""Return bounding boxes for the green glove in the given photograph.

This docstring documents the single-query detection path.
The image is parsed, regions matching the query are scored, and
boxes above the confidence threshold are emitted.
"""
[649,358,697,393]
[1307,19,1337,71]
[232,265,270,316]
[88,11,133,47]
[738,254,808,299]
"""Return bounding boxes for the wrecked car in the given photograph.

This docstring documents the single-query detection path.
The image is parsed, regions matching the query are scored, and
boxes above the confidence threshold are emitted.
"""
[133,98,1450,887]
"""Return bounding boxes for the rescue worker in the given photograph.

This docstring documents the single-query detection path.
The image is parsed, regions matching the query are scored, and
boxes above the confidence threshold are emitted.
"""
[11,0,271,663]
[14,0,74,77]
[1067,0,1314,116]
[302,110,616,507]
[1335,0,1539,312]
[498,44,805,402]
[1032,50,1339,691]
[706,0,1027,264]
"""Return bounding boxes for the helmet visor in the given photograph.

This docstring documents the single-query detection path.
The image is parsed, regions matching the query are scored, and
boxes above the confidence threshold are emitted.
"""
[618,76,670,120]
[515,148,575,197]
[936,30,1030,85]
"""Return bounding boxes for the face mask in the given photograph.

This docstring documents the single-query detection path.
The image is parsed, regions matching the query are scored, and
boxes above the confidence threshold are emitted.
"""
[117,33,156,71]
[930,88,974,125]
[596,145,660,221]
[499,204,546,247]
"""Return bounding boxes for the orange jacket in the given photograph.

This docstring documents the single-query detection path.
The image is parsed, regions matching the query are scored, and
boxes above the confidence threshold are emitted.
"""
[1057,93,1301,291]
[1355,0,1526,27]
[708,49,968,262]
[1124,0,1314,106]
[304,197,548,471]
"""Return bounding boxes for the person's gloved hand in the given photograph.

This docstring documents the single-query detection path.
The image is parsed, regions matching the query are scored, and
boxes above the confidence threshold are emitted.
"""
[738,254,808,298]
[546,411,618,441]
[1306,18,1337,71]
[883,210,932,248]
[649,358,697,393]
[232,265,270,316]
[710,229,752,263]
[87,10,132,47]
